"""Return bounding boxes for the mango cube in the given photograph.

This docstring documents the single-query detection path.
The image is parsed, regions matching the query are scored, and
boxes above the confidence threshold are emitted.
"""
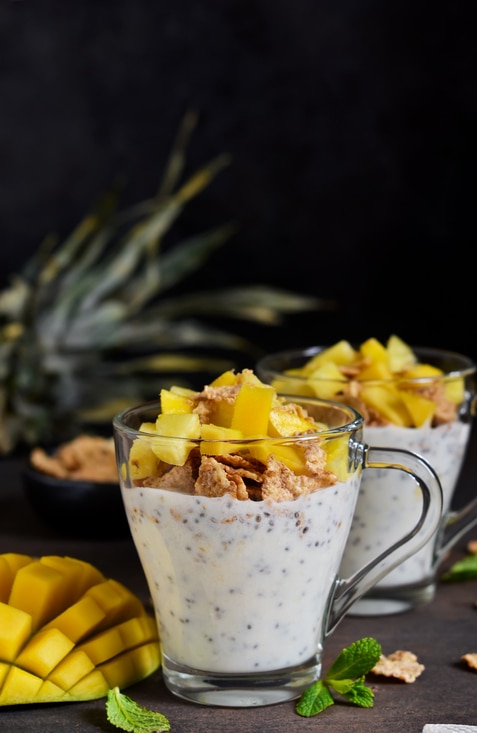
[152,412,200,465]
[231,383,275,435]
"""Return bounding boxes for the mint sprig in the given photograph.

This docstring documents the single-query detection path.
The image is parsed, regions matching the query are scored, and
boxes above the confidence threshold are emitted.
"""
[442,553,477,582]
[296,637,382,717]
[106,687,171,733]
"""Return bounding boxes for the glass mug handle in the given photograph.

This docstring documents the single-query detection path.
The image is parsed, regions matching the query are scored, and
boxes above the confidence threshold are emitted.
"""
[326,445,443,635]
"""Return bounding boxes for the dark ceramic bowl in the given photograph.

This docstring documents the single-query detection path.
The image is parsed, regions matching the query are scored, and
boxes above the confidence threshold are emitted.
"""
[22,459,130,540]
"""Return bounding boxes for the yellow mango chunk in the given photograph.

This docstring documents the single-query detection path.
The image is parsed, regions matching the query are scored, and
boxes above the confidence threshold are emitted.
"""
[37,679,66,701]
[399,390,436,427]
[274,372,314,397]
[118,615,158,649]
[323,435,351,482]
[360,337,388,364]
[402,364,443,379]
[0,555,34,603]
[128,434,161,479]
[250,440,307,473]
[209,369,238,387]
[160,387,194,414]
[47,649,95,690]
[152,412,200,465]
[84,579,145,628]
[231,383,275,435]
[0,603,32,661]
[77,626,124,665]
[8,561,69,631]
[360,385,412,426]
[15,628,74,678]
[0,666,43,704]
[65,668,109,700]
[306,362,345,400]
[444,375,465,405]
[357,361,394,382]
[301,341,357,374]
[0,662,9,688]
[200,423,244,455]
[98,641,160,689]
[387,334,417,372]
[43,595,106,643]
[40,556,104,607]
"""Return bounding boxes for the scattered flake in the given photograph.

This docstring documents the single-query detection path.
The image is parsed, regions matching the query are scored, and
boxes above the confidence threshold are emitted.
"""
[371,650,425,683]
[461,653,477,670]
[467,540,477,555]
[30,435,118,483]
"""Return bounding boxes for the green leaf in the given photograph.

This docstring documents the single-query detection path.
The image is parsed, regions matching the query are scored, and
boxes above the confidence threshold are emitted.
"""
[442,553,477,581]
[326,637,382,681]
[295,680,335,717]
[106,687,171,733]
[339,678,375,707]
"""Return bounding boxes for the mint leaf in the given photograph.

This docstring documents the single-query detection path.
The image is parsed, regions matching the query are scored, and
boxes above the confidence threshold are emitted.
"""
[296,680,335,717]
[442,554,477,581]
[296,637,382,718]
[326,637,382,680]
[106,687,171,733]
[339,678,375,707]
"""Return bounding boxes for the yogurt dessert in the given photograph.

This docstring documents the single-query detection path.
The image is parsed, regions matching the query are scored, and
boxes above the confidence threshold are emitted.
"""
[116,369,360,677]
[257,334,476,609]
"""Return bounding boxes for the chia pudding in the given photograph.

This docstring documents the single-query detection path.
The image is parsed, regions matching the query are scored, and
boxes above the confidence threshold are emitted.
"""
[123,474,360,673]
[340,420,470,586]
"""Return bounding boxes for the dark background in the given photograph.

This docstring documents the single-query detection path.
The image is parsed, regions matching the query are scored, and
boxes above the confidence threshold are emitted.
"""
[1,0,476,359]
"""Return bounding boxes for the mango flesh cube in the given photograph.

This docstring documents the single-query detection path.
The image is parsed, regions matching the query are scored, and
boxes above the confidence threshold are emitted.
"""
[37,679,66,701]
[43,595,106,643]
[444,375,465,405]
[209,369,238,387]
[250,441,307,473]
[274,373,314,397]
[357,361,394,381]
[301,340,357,374]
[307,362,345,400]
[39,556,104,607]
[387,334,417,372]
[8,561,69,632]
[84,579,145,628]
[0,666,43,705]
[47,649,95,690]
[65,668,109,700]
[77,626,124,665]
[360,385,412,427]
[0,602,32,661]
[360,337,388,364]
[399,390,436,427]
[15,628,74,678]
[231,383,275,435]
[98,641,160,689]
[323,435,350,482]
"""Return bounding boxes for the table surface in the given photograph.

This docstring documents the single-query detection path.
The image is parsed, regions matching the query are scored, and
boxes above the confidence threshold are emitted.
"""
[1,431,477,733]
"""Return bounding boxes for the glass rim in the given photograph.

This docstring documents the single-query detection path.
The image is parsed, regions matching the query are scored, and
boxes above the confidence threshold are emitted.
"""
[257,345,477,384]
[112,394,364,442]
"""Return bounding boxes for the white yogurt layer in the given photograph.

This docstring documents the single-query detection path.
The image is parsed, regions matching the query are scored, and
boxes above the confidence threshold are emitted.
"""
[339,420,471,587]
[122,474,360,674]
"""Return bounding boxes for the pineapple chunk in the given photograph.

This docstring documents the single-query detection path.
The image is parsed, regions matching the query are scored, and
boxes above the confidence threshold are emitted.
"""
[399,390,436,427]
[152,412,200,465]
[231,383,275,436]
[360,337,388,365]
[0,554,160,705]
[128,432,160,480]
[301,341,357,374]
[200,423,244,455]
[387,334,417,372]
[307,362,345,400]
[160,387,194,414]
[209,369,238,387]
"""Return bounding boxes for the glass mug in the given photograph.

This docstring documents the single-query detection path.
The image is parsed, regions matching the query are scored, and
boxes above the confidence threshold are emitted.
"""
[113,395,442,707]
[257,346,477,615]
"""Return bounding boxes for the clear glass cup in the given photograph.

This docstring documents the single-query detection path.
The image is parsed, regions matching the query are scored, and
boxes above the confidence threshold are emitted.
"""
[257,346,477,615]
[113,395,442,706]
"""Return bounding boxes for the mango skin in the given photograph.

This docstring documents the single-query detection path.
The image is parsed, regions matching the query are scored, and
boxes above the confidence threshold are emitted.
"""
[0,554,160,705]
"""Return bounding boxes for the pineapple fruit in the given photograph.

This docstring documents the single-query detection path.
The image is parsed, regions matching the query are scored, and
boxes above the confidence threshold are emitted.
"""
[0,554,160,705]
[279,335,463,428]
